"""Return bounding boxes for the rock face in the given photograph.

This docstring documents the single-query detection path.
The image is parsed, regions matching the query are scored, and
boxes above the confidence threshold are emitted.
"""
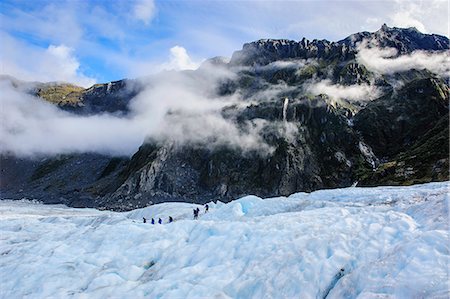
[1,25,449,210]
[230,24,448,66]
[354,78,449,158]
[355,78,449,186]
[97,97,369,210]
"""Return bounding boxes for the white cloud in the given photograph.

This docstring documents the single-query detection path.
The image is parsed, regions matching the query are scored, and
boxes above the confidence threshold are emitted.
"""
[265,60,308,70]
[391,11,427,33]
[356,43,450,77]
[0,63,275,157]
[306,80,380,102]
[388,0,447,34]
[45,45,96,87]
[0,32,96,87]
[133,0,156,25]
[119,46,204,78]
[160,46,202,71]
[0,82,147,157]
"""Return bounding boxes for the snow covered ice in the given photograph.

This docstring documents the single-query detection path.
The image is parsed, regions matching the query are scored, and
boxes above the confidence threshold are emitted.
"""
[1,182,449,298]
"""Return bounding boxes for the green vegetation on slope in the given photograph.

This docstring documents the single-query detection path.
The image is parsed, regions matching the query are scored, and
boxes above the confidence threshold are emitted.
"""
[36,83,84,106]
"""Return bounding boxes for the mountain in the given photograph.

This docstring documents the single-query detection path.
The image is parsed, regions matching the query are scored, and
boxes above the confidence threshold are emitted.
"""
[1,25,449,210]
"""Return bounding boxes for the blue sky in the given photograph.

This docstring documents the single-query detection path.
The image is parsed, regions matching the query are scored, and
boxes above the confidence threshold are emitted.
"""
[0,0,448,86]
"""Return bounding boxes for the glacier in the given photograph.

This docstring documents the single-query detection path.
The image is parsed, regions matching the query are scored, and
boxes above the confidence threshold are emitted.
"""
[0,182,449,298]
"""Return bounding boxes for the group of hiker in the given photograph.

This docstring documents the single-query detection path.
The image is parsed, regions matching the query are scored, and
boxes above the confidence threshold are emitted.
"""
[143,216,173,224]
[193,204,209,219]
[142,203,210,223]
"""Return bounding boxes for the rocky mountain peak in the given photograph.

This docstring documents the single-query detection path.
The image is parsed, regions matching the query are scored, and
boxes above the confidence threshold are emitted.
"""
[380,23,389,31]
[344,24,449,53]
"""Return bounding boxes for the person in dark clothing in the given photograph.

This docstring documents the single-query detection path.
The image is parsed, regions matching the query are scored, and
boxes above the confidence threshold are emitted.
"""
[158,218,162,224]
[151,218,155,224]
[143,217,147,223]
[193,208,198,220]
[169,216,173,223]
[205,204,209,213]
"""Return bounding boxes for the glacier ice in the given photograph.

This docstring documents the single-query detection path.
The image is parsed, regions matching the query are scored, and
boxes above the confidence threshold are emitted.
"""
[0,182,448,298]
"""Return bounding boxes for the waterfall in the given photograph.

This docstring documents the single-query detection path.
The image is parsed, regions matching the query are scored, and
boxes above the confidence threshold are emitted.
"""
[282,97,289,122]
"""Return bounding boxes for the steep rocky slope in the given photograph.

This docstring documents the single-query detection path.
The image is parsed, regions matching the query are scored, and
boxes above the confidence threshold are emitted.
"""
[96,96,371,210]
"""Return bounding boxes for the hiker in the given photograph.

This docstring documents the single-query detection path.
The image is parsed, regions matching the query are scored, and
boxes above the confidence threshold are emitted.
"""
[158,218,162,224]
[193,208,198,220]
[169,216,173,223]
[143,217,147,223]
[151,218,155,225]
[205,204,209,213]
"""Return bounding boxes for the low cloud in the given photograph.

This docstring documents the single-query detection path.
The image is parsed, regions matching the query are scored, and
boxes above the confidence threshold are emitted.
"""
[264,60,308,70]
[356,42,450,77]
[0,64,276,157]
[0,81,145,156]
[305,80,380,102]
[246,82,297,103]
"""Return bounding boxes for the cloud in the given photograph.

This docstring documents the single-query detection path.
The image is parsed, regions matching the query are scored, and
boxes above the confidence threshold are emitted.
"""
[356,42,450,77]
[46,45,96,87]
[388,0,428,33]
[305,80,380,102]
[0,32,96,87]
[0,63,276,157]
[262,60,309,70]
[152,112,274,154]
[390,11,426,33]
[0,81,145,156]
[133,0,156,25]
[117,45,206,79]
[245,82,297,104]
[388,0,447,34]
[159,46,202,71]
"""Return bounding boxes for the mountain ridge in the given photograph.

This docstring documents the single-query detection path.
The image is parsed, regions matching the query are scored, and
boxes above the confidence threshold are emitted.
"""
[230,24,449,66]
